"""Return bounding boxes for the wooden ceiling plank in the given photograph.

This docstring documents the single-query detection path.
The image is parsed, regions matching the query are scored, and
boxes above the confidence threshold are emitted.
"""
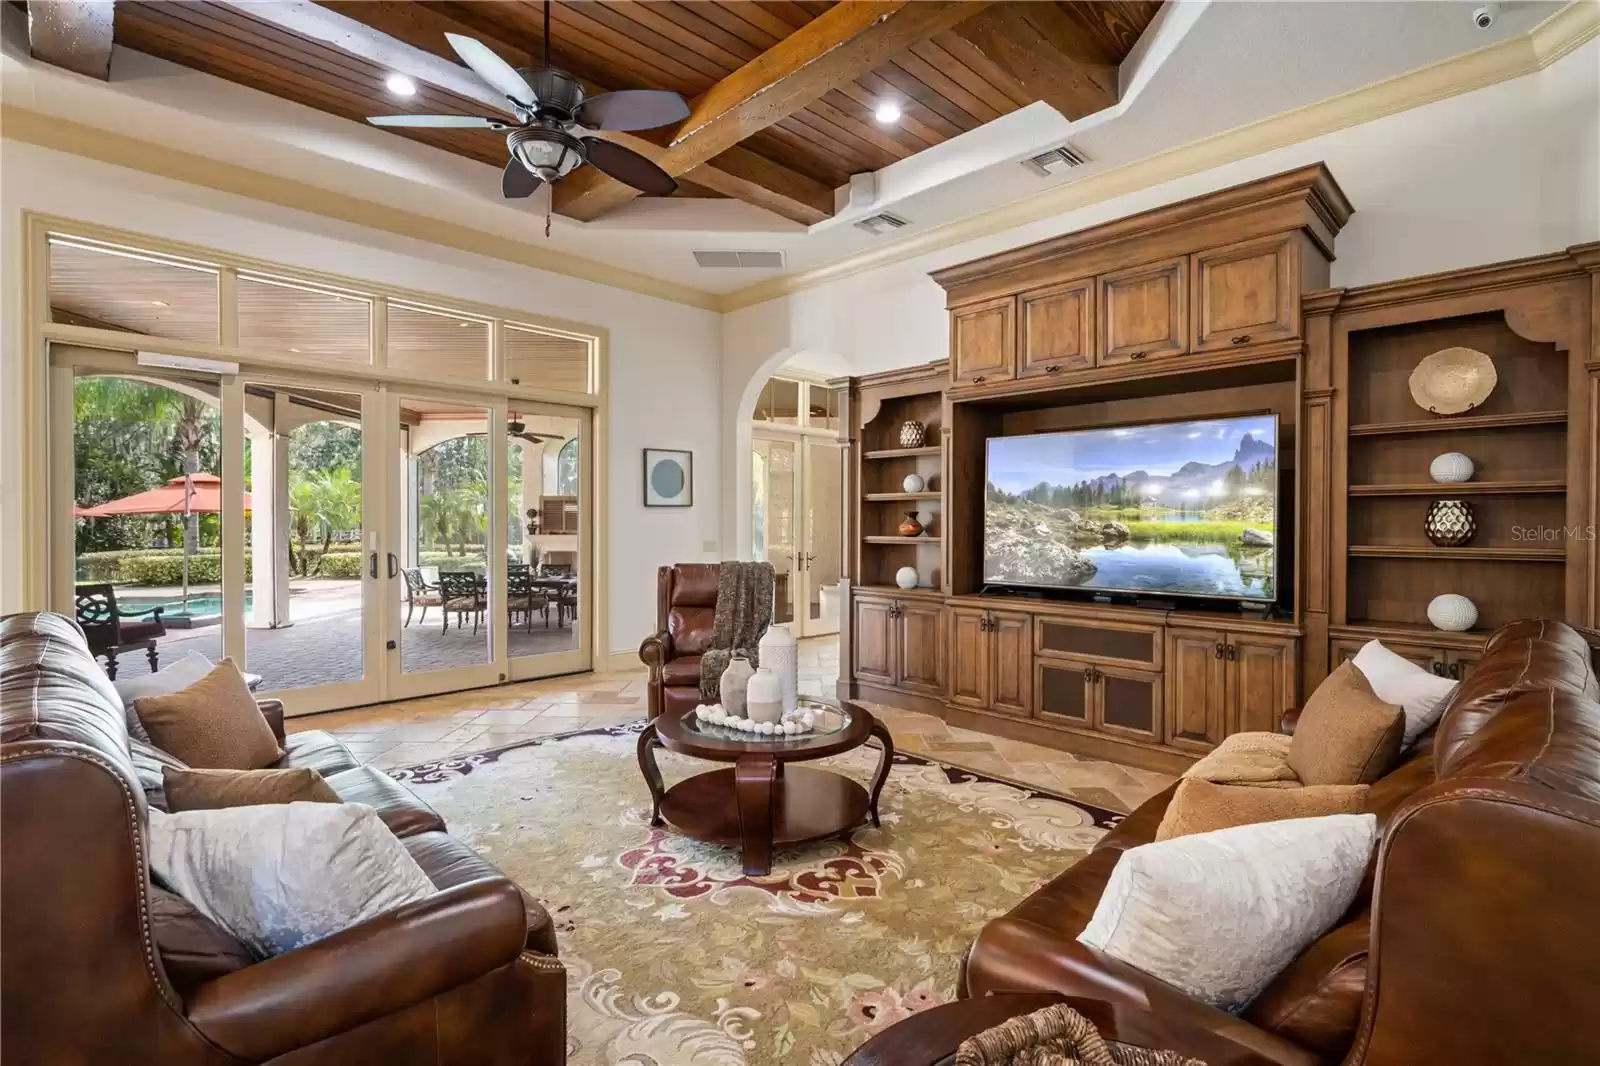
[827,84,946,147]
[951,5,1117,119]
[1053,1,1162,64]
[742,127,851,188]
[773,112,885,174]
[930,29,1034,109]
[578,0,758,74]
[562,1,734,83]
[866,63,981,131]
[786,108,899,171]
[887,50,1001,126]
[844,73,964,140]
[26,0,114,80]
[544,1,717,92]
[907,37,1020,118]
[704,2,795,46]
[753,0,832,30]
[805,94,930,157]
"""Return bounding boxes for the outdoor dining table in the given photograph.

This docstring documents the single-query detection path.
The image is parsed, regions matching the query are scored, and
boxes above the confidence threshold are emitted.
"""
[473,574,578,627]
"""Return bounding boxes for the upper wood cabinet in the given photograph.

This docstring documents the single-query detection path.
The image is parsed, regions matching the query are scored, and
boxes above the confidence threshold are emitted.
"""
[1098,257,1188,366]
[1191,235,1296,352]
[950,296,1016,385]
[1019,280,1095,377]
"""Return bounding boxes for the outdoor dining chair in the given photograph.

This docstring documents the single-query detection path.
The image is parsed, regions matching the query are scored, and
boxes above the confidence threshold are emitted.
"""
[402,567,442,627]
[437,571,485,634]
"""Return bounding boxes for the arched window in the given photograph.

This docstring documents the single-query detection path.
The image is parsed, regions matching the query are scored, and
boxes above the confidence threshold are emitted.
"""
[556,437,579,495]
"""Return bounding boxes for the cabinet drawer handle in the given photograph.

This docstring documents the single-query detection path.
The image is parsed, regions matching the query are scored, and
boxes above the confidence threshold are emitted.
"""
[1431,661,1446,676]
[1214,642,1226,660]
[971,375,986,384]
[1044,364,1061,374]
[1231,334,1252,345]
[1128,351,1147,361]
[1226,643,1237,661]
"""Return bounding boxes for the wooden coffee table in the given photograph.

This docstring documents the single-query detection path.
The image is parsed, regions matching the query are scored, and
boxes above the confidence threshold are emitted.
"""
[636,698,894,876]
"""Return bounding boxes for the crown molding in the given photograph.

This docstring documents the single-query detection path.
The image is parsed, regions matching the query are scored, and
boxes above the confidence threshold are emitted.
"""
[716,0,1599,313]
[0,106,723,312]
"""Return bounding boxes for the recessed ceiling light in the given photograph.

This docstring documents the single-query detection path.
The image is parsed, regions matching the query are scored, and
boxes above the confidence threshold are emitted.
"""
[150,300,170,307]
[289,347,302,353]
[873,100,902,125]
[386,73,417,97]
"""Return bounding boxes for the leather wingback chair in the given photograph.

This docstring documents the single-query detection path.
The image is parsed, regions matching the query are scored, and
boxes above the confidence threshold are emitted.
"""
[639,563,721,720]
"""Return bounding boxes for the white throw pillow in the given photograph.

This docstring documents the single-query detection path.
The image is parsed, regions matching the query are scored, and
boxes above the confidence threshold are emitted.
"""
[113,651,216,743]
[1077,814,1378,1013]
[1351,640,1458,746]
[147,802,437,957]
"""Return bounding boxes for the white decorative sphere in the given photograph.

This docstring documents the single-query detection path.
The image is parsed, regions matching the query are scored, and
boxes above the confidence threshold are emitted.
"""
[1427,594,1479,632]
[895,566,919,590]
[760,722,775,734]
[903,473,926,493]
[1430,452,1475,483]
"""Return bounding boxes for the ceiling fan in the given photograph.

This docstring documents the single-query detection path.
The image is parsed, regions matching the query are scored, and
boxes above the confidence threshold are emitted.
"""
[506,418,565,445]
[366,0,688,204]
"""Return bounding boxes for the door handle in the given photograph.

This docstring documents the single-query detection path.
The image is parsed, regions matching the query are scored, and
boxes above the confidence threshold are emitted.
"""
[1215,642,1226,660]
[1225,643,1238,661]
[369,552,378,579]
[1431,661,1446,676]
[387,553,399,579]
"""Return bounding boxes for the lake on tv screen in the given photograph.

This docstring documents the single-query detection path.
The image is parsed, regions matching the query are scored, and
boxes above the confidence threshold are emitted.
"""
[982,415,1278,600]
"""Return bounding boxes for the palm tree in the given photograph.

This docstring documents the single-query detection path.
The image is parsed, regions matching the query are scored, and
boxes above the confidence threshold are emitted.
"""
[288,470,363,575]
[419,492,454,556]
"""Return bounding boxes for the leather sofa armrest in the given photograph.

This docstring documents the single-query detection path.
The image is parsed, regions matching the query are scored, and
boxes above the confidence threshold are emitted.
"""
[1279,707,1300,736]
[639,631,672,676]
[256,699,287,746]
[186,878,526,1061]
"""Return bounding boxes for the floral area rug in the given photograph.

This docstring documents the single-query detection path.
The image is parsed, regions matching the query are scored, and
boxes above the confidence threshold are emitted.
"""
[391,723,1121,1066]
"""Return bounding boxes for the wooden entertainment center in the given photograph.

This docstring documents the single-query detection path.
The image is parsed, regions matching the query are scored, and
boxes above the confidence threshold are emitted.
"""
[833,164,1600,774]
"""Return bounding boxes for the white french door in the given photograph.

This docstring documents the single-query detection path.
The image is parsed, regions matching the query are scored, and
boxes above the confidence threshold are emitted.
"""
[752,431,842,638]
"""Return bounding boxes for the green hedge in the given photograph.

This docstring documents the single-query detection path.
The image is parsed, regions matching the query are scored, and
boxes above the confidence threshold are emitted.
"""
[77,546,483,584]
[313,552,364,579]
[118,553,244,586]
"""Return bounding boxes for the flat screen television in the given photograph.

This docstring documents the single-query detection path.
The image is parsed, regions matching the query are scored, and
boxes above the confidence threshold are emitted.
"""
[983,414,1279,603]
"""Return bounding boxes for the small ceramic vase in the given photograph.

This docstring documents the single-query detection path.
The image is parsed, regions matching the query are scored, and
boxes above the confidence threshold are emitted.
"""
[758,624,799,712]
[1427,594,1479,632]
[1424,500,1476,547]
[895,566,919,590]
[899,421,926,448]
[903,473,926,493]
[1429,452,1475,484]
[719,653,754,717]
[746,666,783,724]
[898,512,924,537]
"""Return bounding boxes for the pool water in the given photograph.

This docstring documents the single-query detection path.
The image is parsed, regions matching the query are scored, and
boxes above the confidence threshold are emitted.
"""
[118,592,252,617]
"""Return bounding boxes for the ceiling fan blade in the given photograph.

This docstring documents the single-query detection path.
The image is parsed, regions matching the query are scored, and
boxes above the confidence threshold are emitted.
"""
[445,32,537,108]
[502,160,544,199]
[580,138,678,197]
[576,90,690,132]
[368,115,498,128]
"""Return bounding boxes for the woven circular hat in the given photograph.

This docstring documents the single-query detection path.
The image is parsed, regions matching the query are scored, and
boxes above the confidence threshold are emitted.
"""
[1409,347,1497,415]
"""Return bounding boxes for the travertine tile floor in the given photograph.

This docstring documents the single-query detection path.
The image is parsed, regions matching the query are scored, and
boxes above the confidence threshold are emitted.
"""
[288,636,1173,814]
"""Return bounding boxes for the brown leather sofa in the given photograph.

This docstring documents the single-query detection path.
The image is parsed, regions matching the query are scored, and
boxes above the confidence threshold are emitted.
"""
[0,611,567,1065]
[639,562,720,721]
[962,618,1600,1066]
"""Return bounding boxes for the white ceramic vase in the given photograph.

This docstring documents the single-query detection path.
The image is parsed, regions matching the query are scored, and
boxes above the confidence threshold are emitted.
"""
[746,666,783,724]
[1429,452,1475,483]
[1427,594,1479,632]
[895,566,919,590]
[719,653,754,717]
[758,624,799,712]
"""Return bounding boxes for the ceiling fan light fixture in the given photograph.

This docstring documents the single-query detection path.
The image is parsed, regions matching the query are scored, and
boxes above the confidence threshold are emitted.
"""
[385,72,417,97]
[509,127,584,183]
[873,100,902,125]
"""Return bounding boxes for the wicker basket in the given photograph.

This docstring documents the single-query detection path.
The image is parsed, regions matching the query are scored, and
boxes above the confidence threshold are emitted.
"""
[954,1004,1207,1066]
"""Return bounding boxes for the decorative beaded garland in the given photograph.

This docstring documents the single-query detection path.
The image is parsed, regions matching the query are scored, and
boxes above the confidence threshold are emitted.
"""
[694,703,816,737]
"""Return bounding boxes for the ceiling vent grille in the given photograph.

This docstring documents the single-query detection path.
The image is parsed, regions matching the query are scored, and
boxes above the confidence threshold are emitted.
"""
[692,249,786,269]
[1024,144,1090,177]
[853,212,909,236]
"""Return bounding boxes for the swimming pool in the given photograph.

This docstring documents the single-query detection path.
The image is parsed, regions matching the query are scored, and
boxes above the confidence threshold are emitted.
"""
[117,592,253,618]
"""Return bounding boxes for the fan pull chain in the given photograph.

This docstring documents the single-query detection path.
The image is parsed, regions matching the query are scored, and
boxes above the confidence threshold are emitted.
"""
[545,201,552,238]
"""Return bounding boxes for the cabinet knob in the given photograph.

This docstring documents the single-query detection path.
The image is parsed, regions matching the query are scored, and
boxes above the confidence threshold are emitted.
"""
[1226,643,1238,661]
[1431,661,1445,676]
[1044,364,1061,374]
[972,375,986,383]
[1129,352,1147,361]
[1231,334,1251,345]
[1215,642,1226,660]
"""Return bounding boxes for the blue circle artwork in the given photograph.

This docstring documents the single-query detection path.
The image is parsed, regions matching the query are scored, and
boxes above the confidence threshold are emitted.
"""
[651,458,686,499]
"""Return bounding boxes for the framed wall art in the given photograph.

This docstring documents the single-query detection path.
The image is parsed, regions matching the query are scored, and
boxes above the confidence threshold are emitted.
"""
[643,448,693,507]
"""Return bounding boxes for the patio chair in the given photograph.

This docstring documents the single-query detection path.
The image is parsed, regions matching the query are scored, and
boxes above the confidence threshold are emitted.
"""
[402,567,442,627]
[438,571,485,634]
[73,583,166,680]
[506,568,551,634]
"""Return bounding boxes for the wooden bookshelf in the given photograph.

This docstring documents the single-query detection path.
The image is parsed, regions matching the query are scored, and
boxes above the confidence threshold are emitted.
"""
[1348,410,1567,437]
[1347,480,1566,496]
[863,446,942,460]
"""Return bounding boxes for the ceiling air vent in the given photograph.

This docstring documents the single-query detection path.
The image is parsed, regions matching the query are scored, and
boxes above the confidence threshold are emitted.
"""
[853,212,909,236]
[1023,144,1090,178]
[692,250,786,269]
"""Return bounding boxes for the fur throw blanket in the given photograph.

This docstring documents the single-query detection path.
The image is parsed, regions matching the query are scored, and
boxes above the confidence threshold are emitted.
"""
[698,561,775,701]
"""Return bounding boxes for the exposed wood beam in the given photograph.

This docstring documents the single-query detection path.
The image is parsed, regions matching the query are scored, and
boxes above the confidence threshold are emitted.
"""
[26,0,114,80]
[319,0,829,224]
[952,6,1118,121]
[555,0,994,222]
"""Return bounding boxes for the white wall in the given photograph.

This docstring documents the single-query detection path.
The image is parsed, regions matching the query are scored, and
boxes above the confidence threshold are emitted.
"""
[0,142,723,656]
[718,38,1600,552]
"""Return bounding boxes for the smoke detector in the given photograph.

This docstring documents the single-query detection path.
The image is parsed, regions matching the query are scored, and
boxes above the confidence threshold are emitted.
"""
[853,212,909,236]
[1023,144,1090,178]
[692,250,786,269]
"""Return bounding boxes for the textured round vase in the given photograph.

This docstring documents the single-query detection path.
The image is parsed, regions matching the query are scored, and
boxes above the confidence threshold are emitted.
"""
[895,566,919,590]
[1428,594,1479,632]
[719,654,754,718]
[1429,452,1475,484]
[898,512,924,537]
[902,473,926,493]
[758,624,799,712]
[1424,500,1476,547]
[746,666,783,724]
[899,421,926,448]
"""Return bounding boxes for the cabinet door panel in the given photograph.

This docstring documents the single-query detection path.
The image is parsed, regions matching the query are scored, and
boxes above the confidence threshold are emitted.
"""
[949,607,989,710]
[1227,633,1297,735]
[1332,638,1445,676]
[1036,618,1162,670]
[1036,661,1092,727]
[1192,235,1296,351]
[897,602,944,696]
[1098,257,1188,365]
[951,297,1016,385]
[1096,665,1162,742]
[1445,649,1482,682]
[852,598,895,686]
[1165,630,1226,753]
[1019,280,1094,377]
[989,611,1033,716]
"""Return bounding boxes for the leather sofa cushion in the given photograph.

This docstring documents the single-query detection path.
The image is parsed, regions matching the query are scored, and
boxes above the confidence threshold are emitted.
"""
[275,730,361,776]
[667,607,715,657]
[164,766,340,811]
[669,564,721,607]
[404,831,558,956]
[963,848,1122,996]
[149,882,257,997]
[1436,687,1600,803]
[1095,783,1175,852]
[661,654,702,688]
[326,765,448,837]
[663,684,702,721]
[1245,909,1368,1059]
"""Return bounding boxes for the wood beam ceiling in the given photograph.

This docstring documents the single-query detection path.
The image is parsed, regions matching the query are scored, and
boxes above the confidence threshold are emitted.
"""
[25,0,114,80]
[951,5,1118,120]
[554,0,995,222]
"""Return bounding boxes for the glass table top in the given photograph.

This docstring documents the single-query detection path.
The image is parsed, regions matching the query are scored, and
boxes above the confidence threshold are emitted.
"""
[682,697,851,744]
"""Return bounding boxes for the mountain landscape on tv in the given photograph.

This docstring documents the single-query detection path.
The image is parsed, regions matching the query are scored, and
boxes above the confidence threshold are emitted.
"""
[984,416,1278,600]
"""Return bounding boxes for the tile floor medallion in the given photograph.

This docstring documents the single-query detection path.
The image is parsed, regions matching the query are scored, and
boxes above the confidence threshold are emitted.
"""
[287,638,1173,1065]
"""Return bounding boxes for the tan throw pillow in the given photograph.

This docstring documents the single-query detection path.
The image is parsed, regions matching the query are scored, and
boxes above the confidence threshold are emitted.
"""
[1184,732,1299,788]
[134,659,283,771]
[163,767,339,812]
[1156,778,1371,841]
[1288,662,1405,786]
